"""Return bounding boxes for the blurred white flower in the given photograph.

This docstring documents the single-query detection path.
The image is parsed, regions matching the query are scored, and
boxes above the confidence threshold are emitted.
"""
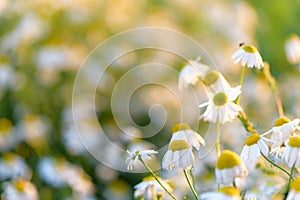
[162,139,194,170]
[215,150,248,185]
[263,117,300,156]
[199,86,242,124]
[287,176,300,200]
[0,65,15,89]
[0,152,31,181]
[134,176,173,200]
[17,114,49,148]
[38,157,68,187]
[285,34,300,65]
[200,186,241,200]
[178,58,210,90]
[232,44,264,69]
[282,136,300,168]
[202,70,231,92]
[2,178,38,200]
[126,149,158,170]
[240,133,270,170]
[103,179,131,200]
[171,123,205,150]
[0,118,23,152]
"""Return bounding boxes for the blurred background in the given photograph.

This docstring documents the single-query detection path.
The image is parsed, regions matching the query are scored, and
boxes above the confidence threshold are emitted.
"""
[1,0,300,199]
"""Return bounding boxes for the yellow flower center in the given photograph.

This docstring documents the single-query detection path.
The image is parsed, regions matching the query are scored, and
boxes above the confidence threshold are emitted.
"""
[0,118,13,134]
[203,70,219,86]
[288,136,300,147]
[172,123,190,132]
[13,179,26,192]
[216,150,241,169]
[143,175,161,182]
[213,92,228,106]
[242,45,257,53]
[291,176,300,191]
[169,140,189,151]
[274,116,290,127]
[3,152,16,164]
[109,179,129,193]
[220,186,240,196]
[245,134,261,146]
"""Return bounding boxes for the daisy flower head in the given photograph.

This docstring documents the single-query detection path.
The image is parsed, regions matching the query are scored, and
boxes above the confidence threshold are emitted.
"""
[215,150,248,185]
[178,58,210,90]
[287,176,300,200]
[240,133,269,170]
[202,70,231,92]
[282,135,300,168]
[134,176,173,200]
[285,33,300,65]
[231,44,264,69]
[199,86,243,124]
[126,149,158,170]
[162,139,194,170]
[265,116,300,155]
[200,186,241,200]
[2,178,38,200]
[171,123,205,151]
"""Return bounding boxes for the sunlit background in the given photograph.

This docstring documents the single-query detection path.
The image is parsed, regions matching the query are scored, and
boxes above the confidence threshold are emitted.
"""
[1,0,300,199]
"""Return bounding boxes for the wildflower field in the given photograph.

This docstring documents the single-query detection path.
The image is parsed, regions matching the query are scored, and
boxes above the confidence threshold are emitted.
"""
[1,0,300,199]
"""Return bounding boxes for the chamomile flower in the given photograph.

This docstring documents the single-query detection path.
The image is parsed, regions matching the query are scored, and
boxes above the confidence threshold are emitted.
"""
[171,123,205,151]
[200,186,241,200]
[162,140,194,170]
[178,58,210,90]
[134,176,173,200]
[287,176,300,200]
[0,152,31,180]
[2,178,38,200]
[215,150,248,185]
[285,34,300,65]
[264,116,300,155]
[282,136,300,168]
[202,70,231,92]
[231,44,264,69]
[240,133,270,170]
[199,86,243,124]
[126,149,158,170]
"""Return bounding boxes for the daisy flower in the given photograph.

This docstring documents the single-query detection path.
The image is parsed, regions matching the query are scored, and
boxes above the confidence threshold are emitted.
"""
[240,133,270,170]
[126,149,158,170]
[134,176,173,200]
[263,116,300,155]
[171,123,205,151]
[287,176,300,200]
[199,186,241,200]
[282,136,300,168]
[215,150,248,185]
[0,152,32,180]
[231,44,264,69]
[202,70,231,92]
[178,58,209,90]
[199,86,243,124]
[162,139,194,170]
[2,178,38,200]
[285,34,300,65]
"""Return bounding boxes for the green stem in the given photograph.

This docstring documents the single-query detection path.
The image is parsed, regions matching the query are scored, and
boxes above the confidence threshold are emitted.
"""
[216,122,221,157]
[236,65,247,104]
[287,163,296,189]
[139,157,177,200]
[189,168,196,189]
[261,153,295,180]
[183,169,199,200]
